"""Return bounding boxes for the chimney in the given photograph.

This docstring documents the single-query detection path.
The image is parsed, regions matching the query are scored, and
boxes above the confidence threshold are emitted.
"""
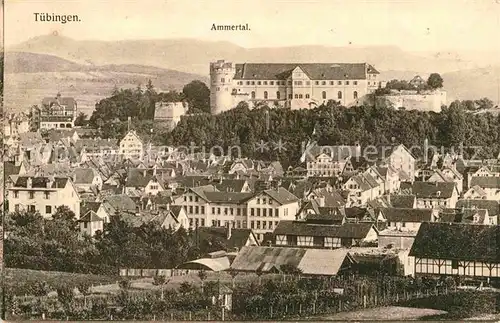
[26,177,32,188]
[143,169,147,177]
[318,196,325,207]
[227,222,232,240]
[46,177,53,188]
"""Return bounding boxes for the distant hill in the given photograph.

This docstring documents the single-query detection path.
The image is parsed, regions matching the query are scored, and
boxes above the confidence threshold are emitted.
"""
[442,66,500,103]
[10,34,481,76]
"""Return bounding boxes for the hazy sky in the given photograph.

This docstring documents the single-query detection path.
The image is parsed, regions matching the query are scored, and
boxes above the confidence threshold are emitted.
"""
[5,0,500,52]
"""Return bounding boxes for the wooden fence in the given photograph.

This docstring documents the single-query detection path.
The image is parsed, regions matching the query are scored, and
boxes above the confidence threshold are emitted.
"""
[119,268,198,277]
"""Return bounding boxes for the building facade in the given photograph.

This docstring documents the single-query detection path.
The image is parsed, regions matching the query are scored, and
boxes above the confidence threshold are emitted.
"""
[210,60,381,114]
[32,93,78,130]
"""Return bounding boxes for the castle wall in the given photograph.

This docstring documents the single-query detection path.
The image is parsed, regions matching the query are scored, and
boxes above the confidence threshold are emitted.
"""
[375,91,446,112]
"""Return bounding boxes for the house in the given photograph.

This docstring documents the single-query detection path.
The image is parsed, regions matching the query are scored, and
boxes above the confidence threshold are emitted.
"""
[306,187,346,208]
[427,169,463,194]
[408,182,459,209]
[194,226,259,252]
[379,208,438,232]
[365,165,401,194]
[387,194,416,208]
[8,176,80,218]
[273,220,378,248]
[409,75,426,88]
[343,173,381,206]
[409,222,500,281]
[463,185,489,200]
[364,144,416,180]
[378,229,418,250]
[438,207,496,225]
[468,177,500,200]
[73,168,103,192]
[302,142,361,177]
[119,130,144,161]
[456,199,500,223]
[230,246,355,276]
[79,211,104,237]
[36,93,77,129]
[80,201,113,223]
[150,205,188,231]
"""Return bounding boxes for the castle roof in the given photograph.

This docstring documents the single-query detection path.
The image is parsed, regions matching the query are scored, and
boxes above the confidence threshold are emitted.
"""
[233,63,378,80]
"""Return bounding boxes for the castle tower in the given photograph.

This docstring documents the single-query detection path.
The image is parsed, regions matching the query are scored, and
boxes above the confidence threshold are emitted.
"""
[210,60,236,114]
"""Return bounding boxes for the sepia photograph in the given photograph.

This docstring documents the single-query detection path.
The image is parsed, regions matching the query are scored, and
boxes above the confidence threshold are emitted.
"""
[1,0,500,321]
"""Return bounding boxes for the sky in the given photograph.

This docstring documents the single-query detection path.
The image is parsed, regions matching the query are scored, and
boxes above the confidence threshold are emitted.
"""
[4,0,500,52]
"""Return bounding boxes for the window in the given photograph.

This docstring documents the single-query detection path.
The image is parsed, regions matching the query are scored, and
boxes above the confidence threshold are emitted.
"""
[257,81,261,85]
[322,81,326,85]
[251,81,255,85]
[201,219,205,226]
[322,91,326,99]
[201,206,205,214]
[338,81,342,85]
[452,260,459,269]
[288,94,293,99]
[217,207,221,215]
[28,205,36,213]
[212,207,215,214]
[305,94,310,99]
[29,192,35,199]
[13,191,19,198]
[257,209,261,217]
[353,81,358,85]
[299,94,303,99]
[45,205,52,214]
[189,206,193,214]
[84,222,88,229]
[263,81,268,85]
[346,81,350,85]
[264,91,268,99]
[338,91,342,99]
[270,81,274,85]
[195,206,199,214]
[330,81,334,85]
[216,87,220,91]
[295,94,299,99]
[224,208,228,215]
[288,81,292,85]
[195,197,199,202]
[276,91,280,99]
[237,208,241,216]
[353,91,358,99]
[256,221,261,229]
[246,81,250,85]
[44,192,50,199]
[189,196,193,202]
[275,208,279,217]
[251,208,255,216]
[251,91,256,99]
[263,209,267,217]
[251,221,255,229]
[221,78,225,82]
[315,81,319,85]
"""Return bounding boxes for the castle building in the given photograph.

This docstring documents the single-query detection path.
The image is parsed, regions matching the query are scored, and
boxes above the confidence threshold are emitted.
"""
[154,101,188,128]
[32,93,78,130]
[210,60,381,114]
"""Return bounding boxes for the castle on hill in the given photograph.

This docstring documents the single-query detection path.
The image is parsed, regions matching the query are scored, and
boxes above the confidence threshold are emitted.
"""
[209,60,383,114]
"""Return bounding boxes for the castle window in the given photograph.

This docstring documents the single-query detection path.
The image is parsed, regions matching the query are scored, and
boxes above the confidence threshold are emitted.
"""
[322,81,326,85]
[264,81,268,85]
[221,78,225,82]
[216,87,220,91]
[299,94,303,99]
[354,81,358,85]
[322,91,326,99]
[257,81,261,85]
[338,81,342,85]
[282,81,286,85]
[251,91,256,99]
[270,81,274,85]
[346,81,350,85]
[315,81,319,85]
[306,94,310,99]
[353,91,358,99]
[295,94,299,99]
[264,91,268,99]
[330,81,334,85]
[246,81,250,85]
[276,91,281,99]
[338,91,342,99]
[251,81,255,85]
[288,94,292,99]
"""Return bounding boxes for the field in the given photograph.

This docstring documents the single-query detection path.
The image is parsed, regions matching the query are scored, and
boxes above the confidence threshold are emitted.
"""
[4,268,120,296]
[315,306,447,320]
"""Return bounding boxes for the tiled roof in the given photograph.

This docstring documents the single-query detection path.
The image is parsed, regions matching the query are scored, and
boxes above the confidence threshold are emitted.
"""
[203,192,254,204]
[465,185,488,197]
[195,227,258,250]
[274,221,375,239]
[456,199,500,216]
[4,162,21,177]
[80,210,103,222]
[410,182,456,199]
[380,207,433,222]
[230,246,352,276]
[74,168,97,184]
[470,176,500,189]
[309,188,346,207]
[233,63,378,81]
[262,187,299,205]
[80,201,101,217]
[103,194,137,213]
[409,222,500,263]
[214,179,248,193]
[305,206,345,224]
[389,195,416,208]
[438,208,488,224]
[42,96,77,110]
[13,176,69,189]
[19,132,44,146]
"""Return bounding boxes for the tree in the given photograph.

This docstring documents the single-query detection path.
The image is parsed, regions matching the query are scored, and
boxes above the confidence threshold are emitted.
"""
[182,80,210,113]
[57,286,75,318]
[118,279,131,290]
[74,112,87,126]
[475,97,494,110]
[77,282,92,308]
[427,73,444,89]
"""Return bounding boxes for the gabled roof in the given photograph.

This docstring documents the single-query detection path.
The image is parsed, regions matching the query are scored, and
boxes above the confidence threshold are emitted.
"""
[214,179,248,193]
[195,227,258,250]
[389,195,416,208]
[80,210,104,222]
[4,162,22,177]
[470,176,500,189]
[309,188,346,207]
[439,208,488,224]
[19,132,44,146]
[103,194,137,213]
[42,95,77,110]
[465,185,488,197]
[188,185,219,201]
[233,63,377,81]
[203,192,254,204]
[261,187,299,205]
[305,206,346,224]
[274,221,375,239]
[380,208,433,222]
[456,199,500,217]
[80,201,101,217]
[74,168,98,184]
[409,222,500,263]
[410,182,456,199]
[12,176,69,189]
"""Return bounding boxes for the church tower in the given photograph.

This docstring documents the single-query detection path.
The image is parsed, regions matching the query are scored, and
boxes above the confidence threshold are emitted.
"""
[210,60,236,114]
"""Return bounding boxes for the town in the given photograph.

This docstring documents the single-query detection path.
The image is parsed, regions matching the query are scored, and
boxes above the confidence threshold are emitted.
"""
[1,59,500,321]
